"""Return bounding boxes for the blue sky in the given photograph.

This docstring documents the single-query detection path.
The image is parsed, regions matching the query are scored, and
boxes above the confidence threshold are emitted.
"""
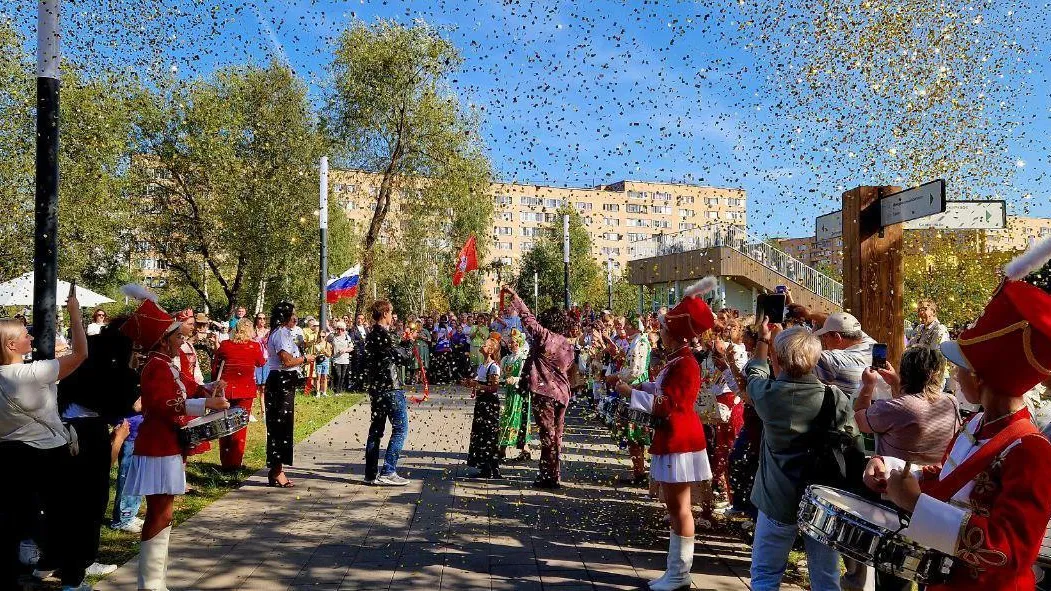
[8,0,1050,237]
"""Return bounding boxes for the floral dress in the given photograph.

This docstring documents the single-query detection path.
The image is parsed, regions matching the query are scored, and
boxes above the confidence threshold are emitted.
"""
[498,350,530,447]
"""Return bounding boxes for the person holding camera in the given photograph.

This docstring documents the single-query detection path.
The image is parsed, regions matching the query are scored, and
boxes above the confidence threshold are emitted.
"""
[362,300,417,486]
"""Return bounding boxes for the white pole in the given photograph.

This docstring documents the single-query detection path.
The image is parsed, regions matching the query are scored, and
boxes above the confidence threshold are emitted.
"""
[319,156,329,328]
[562,214,570,309]
[533,271,539,311]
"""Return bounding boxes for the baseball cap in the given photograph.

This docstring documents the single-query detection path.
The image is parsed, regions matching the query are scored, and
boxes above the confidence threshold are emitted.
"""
[194,312,209,324]
[939,340,973,370]
[813,311,862,337]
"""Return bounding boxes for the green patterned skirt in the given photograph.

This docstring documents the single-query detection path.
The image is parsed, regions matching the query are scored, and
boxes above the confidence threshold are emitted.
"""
[498,386,535,447]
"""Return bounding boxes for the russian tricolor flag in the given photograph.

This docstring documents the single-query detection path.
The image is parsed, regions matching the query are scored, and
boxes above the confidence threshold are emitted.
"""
[326,265,360,303]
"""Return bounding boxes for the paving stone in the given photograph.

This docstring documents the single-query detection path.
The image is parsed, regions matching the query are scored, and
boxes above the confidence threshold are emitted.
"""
[94,386,792,591]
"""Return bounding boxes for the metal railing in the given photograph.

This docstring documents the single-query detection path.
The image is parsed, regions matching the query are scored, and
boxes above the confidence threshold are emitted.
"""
[627,224,843,305]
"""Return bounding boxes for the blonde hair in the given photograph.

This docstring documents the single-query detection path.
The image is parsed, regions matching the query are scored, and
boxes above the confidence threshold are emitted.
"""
[0,318,26,364]
[774,326,822,378]
[230,318,254,343]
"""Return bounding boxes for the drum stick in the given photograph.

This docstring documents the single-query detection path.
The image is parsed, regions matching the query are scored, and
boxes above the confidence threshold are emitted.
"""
[213,361,225,397]
[902,461,912,476]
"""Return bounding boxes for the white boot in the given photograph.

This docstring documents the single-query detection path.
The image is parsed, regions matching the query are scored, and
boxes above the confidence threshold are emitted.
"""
[648,530,680,586]
[649,532,694,591]
[137,526,171,591]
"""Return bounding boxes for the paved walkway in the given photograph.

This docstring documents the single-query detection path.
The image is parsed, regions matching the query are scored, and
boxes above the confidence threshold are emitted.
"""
[97,387,767,591]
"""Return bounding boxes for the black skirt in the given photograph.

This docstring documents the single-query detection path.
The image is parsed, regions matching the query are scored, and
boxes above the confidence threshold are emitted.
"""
[265,369,297,466]
[466,391,502,473]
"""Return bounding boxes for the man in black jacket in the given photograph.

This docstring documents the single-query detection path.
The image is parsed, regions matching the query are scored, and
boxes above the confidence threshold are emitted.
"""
[348,313,368,390]
[362,300,417,486]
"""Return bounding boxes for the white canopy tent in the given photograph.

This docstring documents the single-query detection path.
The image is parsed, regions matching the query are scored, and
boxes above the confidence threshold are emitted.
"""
[0,272,115,308]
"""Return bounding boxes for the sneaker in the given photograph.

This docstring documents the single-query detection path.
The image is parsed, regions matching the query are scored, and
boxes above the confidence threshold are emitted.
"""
[376,473,410,486]
[85,562,118,577]
[32,569,57,581]
[18,539,40,566]
[112,519,143,534]
[61,581,93,591]
[364,478,378,486]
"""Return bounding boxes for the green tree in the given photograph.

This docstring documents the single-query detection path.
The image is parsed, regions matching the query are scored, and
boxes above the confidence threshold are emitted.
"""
[325,19,493,319]
[137,61,327,317]
[514,208,600,311]
[903,231,1016,328]
[0,23,140,290]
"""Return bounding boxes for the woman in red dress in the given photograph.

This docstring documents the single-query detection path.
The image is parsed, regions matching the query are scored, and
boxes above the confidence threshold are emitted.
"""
[213,318,265,471]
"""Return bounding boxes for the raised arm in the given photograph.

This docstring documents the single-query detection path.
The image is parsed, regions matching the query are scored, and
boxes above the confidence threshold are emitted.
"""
[57,286,87,380]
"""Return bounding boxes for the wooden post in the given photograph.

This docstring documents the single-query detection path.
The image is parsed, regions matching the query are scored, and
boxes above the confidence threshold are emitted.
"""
[842,185,905,365]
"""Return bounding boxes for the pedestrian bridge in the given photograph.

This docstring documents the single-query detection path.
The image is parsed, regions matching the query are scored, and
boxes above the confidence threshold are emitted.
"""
[626,225,843,316]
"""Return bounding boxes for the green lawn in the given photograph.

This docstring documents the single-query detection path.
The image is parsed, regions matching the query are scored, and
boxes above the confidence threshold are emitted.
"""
[96,392,363,570]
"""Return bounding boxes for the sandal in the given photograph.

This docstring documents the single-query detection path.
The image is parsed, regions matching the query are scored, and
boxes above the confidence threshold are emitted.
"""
[268,472,294,488]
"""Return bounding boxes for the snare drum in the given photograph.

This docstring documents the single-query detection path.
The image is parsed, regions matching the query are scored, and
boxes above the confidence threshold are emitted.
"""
[179,407,249,449]
[615,400,653,428]
[798,485,954,584]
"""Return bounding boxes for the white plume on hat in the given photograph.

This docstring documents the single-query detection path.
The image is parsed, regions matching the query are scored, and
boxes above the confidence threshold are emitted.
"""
[120,283,158,302]
[1005,236,1051,281]
[682,276,718,298]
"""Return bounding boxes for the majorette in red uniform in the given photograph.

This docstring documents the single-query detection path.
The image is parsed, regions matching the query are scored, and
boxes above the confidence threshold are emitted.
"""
[118,286,229,591]
[212,333,265,469]
[623,277,717,591]
[868,238,1051,591]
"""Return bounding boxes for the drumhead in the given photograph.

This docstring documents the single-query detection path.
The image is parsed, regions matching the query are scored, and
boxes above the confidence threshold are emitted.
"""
[810,486,902,530]
[184,410,234,428]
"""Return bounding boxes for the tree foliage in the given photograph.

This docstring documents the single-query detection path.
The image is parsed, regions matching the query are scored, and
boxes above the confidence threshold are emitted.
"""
[0,23,140,290]
[137,61,328,317]
[325,19,493,319]
[513,207,601,311]
[902,231,1017,329]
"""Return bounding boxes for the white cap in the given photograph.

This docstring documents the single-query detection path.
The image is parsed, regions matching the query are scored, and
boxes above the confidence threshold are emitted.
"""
[813,311,862,337]
[940,341,973,370]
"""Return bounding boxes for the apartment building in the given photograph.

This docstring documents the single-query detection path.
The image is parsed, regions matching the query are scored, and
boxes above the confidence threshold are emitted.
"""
[330,170,747,278]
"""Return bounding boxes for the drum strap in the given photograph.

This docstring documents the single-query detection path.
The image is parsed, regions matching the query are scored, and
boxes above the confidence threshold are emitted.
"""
[925,419,1039,502]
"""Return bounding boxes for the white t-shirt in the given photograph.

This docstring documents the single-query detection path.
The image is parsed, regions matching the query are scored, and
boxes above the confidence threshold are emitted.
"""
[0,360,69,449]
[86,322,105,336]
[267,327,302,371]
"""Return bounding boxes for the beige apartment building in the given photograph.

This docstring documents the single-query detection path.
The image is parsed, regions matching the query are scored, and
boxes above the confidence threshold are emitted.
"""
[329,170,747,279]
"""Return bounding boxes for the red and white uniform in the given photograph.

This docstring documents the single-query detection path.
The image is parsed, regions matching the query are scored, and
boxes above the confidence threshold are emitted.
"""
[885,408,1051,590]
[212,340,265,469]
[637,347,711,483]
[124,351,209,496]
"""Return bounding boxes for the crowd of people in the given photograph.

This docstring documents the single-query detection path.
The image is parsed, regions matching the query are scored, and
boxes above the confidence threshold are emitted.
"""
[3,239,1051,591]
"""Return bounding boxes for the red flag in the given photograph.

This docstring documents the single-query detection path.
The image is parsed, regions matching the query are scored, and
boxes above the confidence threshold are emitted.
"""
[452,235,478,286]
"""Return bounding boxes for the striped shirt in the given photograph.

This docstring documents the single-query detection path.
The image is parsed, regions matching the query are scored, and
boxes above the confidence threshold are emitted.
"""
[860,392,961,464]
[813,334,876,400]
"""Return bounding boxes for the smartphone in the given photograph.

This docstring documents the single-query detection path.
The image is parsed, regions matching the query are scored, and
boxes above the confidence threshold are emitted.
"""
[872,343,888,369]
[775,285,787,294]
[756,293,787,324]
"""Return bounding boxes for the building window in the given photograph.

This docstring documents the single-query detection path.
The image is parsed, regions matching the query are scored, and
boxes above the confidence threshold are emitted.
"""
[603,217,620,226]
[498,212,513,222]
[626,204,648,214]
[654,220,670,229]
[496,226,513,236]
[705,211,719,220]
[600,247,622,256]
[705,197,720,206]
[520,240,534,251]
[677,222,696,230]
[603,232,623,241]
[522,227,541,237]
[495,195,512,206]
[729,198,745,207]
[652,205,672,215]
[679,208,695,218]
[574,201,592,211]
[544,213,558,222]
[627,232,647,242]
[602,203,620,212]
[626,218,651,227]
[520,196,542,206]
[544,198,564,208]
[654,191,672,201]
[496,242,513,250]
[679,196,695,205]
[627,190,645,200]
[583,216,593,225]
[520,212,544,222]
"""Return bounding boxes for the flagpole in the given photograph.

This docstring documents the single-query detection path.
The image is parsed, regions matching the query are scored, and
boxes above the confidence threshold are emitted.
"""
[562,214,570,310]
[319,156,329,330]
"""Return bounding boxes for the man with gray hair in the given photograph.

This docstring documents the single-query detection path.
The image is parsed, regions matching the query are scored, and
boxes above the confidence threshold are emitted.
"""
[812,312,877,400]
[745,323,854,591]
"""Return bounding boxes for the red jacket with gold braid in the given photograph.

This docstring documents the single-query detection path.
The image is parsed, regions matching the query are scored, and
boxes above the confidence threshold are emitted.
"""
[648,347,706,456]
[133,352,209,457]
[212,340,264,400]
[888,408,1051,591]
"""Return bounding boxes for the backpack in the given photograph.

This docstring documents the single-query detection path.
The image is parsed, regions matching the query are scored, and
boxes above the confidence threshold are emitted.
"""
[803,385,868,492]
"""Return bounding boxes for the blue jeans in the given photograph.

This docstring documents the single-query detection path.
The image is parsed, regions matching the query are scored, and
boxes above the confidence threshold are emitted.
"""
[364,390,409,480]
[111,438,142,527]
[750,510,840,591]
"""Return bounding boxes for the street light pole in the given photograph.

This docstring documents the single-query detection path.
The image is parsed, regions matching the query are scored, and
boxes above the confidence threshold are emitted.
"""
[319,156,329,329]
[33,0,60,360]
[562,214,570,310]
[606,257,613,311]
[533,271,538,311]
